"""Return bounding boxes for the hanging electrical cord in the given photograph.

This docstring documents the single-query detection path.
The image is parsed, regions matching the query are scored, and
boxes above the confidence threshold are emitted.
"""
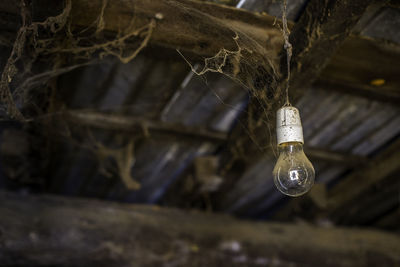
[272,0,315,197]
[281,0,292,107]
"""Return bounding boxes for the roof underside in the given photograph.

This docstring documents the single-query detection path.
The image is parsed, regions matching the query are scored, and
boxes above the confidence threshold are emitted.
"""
[0,0,399,232]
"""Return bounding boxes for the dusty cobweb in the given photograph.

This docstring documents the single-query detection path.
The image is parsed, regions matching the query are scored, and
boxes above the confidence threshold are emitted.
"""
[0,0,288,190]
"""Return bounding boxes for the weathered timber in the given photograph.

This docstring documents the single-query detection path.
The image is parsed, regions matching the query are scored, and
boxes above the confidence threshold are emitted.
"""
[327,139,400,220]
[69,0,283,56]
[1,0,399,102]
[0,191,400,267]
[62,0,400,104]
[305,146,368,167]
[65,110,227,142]
[66,110,369,164]
[336,173,400,225]
[317,36,400,103]
[288,0,376,92]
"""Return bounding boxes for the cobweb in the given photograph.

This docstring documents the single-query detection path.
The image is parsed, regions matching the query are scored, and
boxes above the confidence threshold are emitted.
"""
[0,0,287,189]
[0,0,155,120]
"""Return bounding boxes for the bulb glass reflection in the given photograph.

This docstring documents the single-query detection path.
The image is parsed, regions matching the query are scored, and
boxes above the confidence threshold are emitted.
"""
[273,142,315,197]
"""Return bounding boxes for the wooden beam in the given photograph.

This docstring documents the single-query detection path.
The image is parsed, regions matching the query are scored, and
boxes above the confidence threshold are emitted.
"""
[305,146,368,167]
[64,110,228,142]
[316,36,400,103]
[64,111,366,165]
[1,0,398,104]
[0,191,400,266]
[55,0,400,104]
[314,79,400,104]
[288,0,376,92]
[337,174,400,225]
[327,139,400,217]
[68,0,283,56]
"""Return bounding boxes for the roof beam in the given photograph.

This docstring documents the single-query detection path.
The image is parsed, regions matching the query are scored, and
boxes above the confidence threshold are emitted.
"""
[327,139,400,217]
[288,0,376,93]
[1,0,399,103]
[1,191,400,266]
[305,146,368,167]
[64,110,369,164]
[316,36,400,103]
[64,110,228,142]
[69,0,283,57]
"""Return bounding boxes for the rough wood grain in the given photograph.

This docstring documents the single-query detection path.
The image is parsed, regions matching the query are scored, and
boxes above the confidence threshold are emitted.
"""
[287,0,376,93]
[317,36,400,103]
[66,110,227,142]
[327,139,400,217]
[69,0,283,56]
[0,191,400,267]
[1,0,399,102]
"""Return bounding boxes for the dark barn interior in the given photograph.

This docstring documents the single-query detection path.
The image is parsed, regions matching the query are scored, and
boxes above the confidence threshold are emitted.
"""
[0,0,400,266]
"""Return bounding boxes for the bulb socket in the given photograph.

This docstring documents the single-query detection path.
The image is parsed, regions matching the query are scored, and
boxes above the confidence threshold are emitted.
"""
[276,106,304,145]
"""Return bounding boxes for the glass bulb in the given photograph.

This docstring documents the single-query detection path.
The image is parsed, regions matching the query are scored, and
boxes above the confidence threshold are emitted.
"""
[273,142,315,197]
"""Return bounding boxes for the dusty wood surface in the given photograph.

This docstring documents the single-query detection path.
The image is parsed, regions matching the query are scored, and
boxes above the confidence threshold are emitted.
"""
[327,139,400,216]
[69,0,284,56]
[0,191,400,267]
[1,0,399,102]
[317,35,400,103]
[65,110,367,164]
[305,146,368,167]
[66,110,227,142]
[287,0,375,88]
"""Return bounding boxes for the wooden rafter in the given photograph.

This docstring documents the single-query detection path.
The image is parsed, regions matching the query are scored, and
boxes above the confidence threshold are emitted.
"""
[69,0,283,56]
[0,0,399,102]
[63,110,369,166]
[316,36,400,103]
[287,0,377,93]
[327,139,400,218]
[0,191,400,266]
[305,146,368,167]
[66,110,227,142]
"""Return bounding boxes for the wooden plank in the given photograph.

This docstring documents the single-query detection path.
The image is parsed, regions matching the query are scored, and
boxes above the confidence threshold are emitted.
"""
[64,110,370,165]
[327,139,400,215]
[0,191,400,266]
[0,0,397,104]
[64,110,228,142]
[305,146,368,167]
[288,0,376,93]
[316,36,400,103]
[68,0,283,56]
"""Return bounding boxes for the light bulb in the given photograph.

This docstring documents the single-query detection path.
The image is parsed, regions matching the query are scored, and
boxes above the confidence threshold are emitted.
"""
[273,142,315,196]
[273,106,315,197]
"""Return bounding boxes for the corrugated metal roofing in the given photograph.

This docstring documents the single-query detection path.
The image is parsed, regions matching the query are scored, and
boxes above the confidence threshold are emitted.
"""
[0,0,399,228]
